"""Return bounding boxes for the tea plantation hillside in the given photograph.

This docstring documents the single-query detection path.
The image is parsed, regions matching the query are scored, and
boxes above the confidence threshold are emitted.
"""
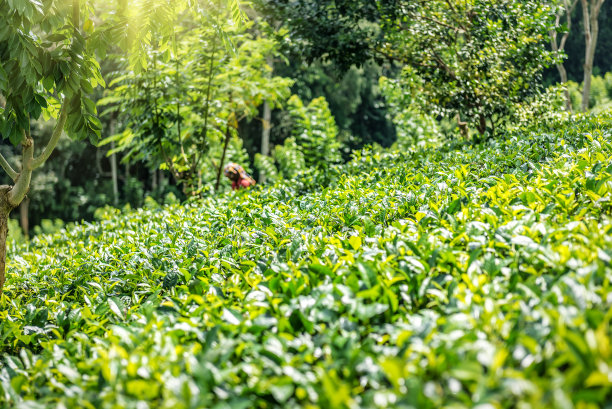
[2,114,612,408]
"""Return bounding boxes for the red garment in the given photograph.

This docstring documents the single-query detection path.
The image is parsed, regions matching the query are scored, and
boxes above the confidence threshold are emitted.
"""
[232,177,254,190]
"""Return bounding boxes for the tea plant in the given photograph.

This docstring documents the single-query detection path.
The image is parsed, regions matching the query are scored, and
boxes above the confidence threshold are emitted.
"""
[1,112,612,408]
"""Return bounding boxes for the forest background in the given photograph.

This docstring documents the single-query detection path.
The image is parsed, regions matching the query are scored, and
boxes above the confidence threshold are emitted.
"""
[1,0,611,242]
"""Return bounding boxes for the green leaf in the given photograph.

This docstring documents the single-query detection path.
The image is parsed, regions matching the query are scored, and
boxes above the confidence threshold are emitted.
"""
[348,235,362,251]
[108,297,124,319]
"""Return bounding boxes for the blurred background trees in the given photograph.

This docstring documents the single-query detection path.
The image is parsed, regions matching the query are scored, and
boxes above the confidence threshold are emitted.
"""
[1,0,611,242]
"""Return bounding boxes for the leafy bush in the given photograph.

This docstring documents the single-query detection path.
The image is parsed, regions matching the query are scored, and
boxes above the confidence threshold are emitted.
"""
[256,95,342,181]
[567,74,612,113]
[590,75,609,107]
[32,219,65,237]
[606,72,612,99]
[2,111,612,408]
[6,219,24,246]
[380,76,443,148]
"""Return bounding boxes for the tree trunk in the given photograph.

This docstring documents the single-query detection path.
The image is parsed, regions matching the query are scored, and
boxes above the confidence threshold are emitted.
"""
[477,114,487,135]
[557,63,573,112]
[259,55,274,184]
[581,0,604,112]
[260,100,271,184]
[159,169,165,190]
[215,125,232,192]
[550,0,578,112]
[109,116,119,206]
[0,186,16,295]
[19,197,29,240]
[152,166,158,191]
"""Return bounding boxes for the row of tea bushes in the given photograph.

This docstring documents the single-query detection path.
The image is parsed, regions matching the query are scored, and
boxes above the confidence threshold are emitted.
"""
[1,112,612,408]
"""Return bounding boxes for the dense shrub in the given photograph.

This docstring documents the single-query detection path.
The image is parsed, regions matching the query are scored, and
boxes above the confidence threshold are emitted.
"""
[1,112,612,408]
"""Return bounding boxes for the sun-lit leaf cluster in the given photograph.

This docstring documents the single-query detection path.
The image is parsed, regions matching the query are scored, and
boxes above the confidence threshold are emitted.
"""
[101,3,292,193]
[0,0,105,145]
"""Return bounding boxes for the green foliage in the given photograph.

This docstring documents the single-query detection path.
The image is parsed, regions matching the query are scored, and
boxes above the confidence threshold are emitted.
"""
[567,73,612,113]
[254,152,279,183]
[259,0,559,137]
[380,76,443,149]
[6,218,24,245]
[256,95,342,180]
[288,95,341,169]
[272,136,306,179]
[546,0,612,83]
[101,4,293,193]
[273,59,397,150]
[606,72,612,98]
[32,219,65,237]
[506,84,570,131]
[590,75,609,107]
[2,111,612,407]
[0,0,105,145]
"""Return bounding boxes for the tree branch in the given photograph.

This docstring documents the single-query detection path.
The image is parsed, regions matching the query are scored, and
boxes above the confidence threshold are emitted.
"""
[8,132,34,207]
[31,103,68,169]
[430,49,458,81]
[0,153,17,181]
[444,0,469,33]
[158,141,180,183]
[415,13,462,33]
[561,0,579,50]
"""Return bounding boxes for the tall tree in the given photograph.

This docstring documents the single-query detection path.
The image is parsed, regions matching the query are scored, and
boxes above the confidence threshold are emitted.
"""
[581,0,606,111]
[0,0,242,295]
[103,8,292,194]
[260,55,273,184]
[550,0,579,111]
[0,0,104,294]
[258,0,560,138]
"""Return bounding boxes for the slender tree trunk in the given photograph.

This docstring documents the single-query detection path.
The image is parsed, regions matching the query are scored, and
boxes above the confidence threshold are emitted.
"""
[581,0,605,112]
[0,186,16,295]
[0,104,67,296]
[477,114,487,135]
[215,125,232,192]
[109,115,119,206]
[550,0,578,112]
[19,197,29,240]
[259,55,274,184]
[260,101,271,184]
[159,169,165,190]
[558,64,573,112]
[152,166,158,191]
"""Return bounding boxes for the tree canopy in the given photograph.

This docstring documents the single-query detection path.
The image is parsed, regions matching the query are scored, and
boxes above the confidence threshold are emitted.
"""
[258,0,560,136]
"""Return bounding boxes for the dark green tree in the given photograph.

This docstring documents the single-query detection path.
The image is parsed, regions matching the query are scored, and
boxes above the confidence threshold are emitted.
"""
[258,0,560,138]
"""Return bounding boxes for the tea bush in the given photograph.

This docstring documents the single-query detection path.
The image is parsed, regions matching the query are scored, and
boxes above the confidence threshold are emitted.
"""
[2,112,612,408]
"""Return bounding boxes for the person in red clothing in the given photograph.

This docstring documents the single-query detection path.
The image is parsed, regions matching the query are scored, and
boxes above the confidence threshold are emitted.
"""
[224,163,256,190]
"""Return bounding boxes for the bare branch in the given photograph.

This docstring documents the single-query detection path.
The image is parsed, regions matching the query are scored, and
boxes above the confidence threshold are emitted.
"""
[8,132,34,207]
[559,0,579,51]
[31,103,68,169]
[0,153,17,181]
